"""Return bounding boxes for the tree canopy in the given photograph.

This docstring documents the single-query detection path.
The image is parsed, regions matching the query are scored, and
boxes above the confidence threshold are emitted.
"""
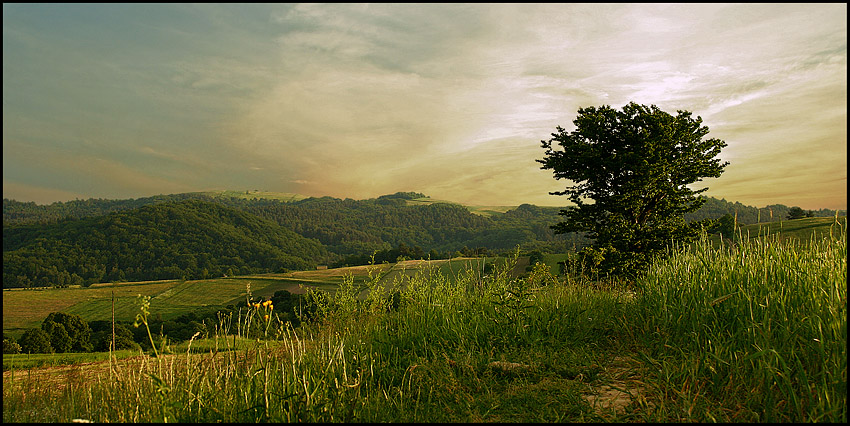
[538,102,729,278]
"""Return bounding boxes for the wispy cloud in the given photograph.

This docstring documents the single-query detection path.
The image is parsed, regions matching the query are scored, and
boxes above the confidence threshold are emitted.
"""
[2,3,846,209]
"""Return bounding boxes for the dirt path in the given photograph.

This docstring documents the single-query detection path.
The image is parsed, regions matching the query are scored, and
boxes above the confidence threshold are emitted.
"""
[582,355,653,417]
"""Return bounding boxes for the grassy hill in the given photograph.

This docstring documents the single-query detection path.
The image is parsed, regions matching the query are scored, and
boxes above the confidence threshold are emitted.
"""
[709,216,846,246]
[739,216,846,240]
[5,216,843,336]
[4,224,844,423]
[2,256,529,339]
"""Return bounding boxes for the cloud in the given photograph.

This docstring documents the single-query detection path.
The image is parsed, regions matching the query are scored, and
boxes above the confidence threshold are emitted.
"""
[2,3,845,210]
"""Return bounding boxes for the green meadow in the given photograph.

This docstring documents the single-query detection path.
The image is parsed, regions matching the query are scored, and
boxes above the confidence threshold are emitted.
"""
[2,257,514,339]
[707,216,846,246]
[2,218,846,422]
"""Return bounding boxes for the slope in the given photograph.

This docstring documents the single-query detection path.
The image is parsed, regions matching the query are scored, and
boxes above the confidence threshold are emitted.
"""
[3,200,331,288]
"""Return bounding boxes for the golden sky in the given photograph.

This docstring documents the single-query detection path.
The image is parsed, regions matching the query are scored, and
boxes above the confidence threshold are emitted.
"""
[3,4,846,210]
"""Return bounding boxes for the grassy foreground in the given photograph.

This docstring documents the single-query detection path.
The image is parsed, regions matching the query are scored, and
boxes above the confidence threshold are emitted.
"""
[3,225,846,422]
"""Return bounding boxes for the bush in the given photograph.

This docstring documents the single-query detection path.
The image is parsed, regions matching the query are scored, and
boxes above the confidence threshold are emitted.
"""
[44,321,72,353]
[3,334,22,354]
[42,312,93,352]
[18,328,53,354]
[92,323,140,352]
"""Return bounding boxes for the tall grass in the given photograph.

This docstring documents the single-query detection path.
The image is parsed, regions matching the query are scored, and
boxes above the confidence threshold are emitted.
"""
[3,226,845,422]
[4,255,628,422]
[631,221,846,421]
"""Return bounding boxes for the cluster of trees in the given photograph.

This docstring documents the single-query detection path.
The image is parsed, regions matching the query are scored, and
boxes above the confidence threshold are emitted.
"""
[786,206,817,220]
[3,290,313,354]
[4,312,100,354]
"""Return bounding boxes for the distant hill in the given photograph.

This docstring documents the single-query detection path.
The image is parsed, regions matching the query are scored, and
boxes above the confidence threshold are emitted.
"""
[734,216,846,243]
[683,197,843,225]
[3,200,331,288]
[198,189,309,203]
[4,191,844,227]
[3,191,846,289]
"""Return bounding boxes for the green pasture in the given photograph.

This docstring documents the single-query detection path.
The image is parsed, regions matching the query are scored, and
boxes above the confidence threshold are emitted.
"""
[3,350,141,371]
[707,216,846,246]
[740,215,846,240]
[3,280,181,338]
[4,278,309,338]
[2,258,529,339]
[3,225,846,422]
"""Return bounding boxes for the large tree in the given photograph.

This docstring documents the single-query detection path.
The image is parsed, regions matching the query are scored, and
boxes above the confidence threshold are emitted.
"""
[42,311,93,352]
[538,102,728,278]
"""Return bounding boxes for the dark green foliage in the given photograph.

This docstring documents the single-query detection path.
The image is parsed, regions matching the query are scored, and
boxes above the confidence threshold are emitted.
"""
[18,328,53,354]
[683,197,841,224]
[44,322,72,353]
[42,312,93,352]
[710,213,737,239]
[91,322,139,351]
[271,290,297,314]
[3,195,587,286]
[2,193,209,225]
[3,334,22,354]
[539,102,729,278]
[787,206,814,220]
[3,200,329,288]
[527,250,544,266]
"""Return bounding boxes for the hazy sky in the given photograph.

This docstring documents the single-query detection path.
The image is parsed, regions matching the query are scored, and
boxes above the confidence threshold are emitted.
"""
[3,4,846,210]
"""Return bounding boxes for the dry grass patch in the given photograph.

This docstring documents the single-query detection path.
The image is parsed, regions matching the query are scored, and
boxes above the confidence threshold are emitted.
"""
[582,355,653,417]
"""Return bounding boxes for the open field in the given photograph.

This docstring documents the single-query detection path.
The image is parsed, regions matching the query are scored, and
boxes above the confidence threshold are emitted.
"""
[738,215,846,240]
[708,216,846,246]
[3,280,181,338]
[3,226,846,422]
[2,257,525,339]
[3,277,305,338]
[4,217,840,338]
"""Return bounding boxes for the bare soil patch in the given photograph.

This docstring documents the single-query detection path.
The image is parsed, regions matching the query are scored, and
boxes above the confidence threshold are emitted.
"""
[582,355,653,416]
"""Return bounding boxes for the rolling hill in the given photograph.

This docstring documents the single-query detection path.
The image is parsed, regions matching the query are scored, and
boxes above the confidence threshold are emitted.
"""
[3,190,845,290]
[2,200,331,288]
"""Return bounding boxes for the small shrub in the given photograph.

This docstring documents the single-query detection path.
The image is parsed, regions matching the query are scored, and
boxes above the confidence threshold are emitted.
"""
[3,334,22,354]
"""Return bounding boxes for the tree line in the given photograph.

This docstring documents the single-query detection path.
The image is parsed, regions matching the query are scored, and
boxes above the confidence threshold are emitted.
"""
[3,190,843,289]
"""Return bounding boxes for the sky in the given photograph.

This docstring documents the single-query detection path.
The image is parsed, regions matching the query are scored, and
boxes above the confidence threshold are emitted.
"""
[3,3,846,210]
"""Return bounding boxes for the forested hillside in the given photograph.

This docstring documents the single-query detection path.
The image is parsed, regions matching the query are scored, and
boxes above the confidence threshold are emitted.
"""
[4,191,587,259]
[4,192,842,228]
[3,192,844,289]
[2,193,209,225]
[3,200,330,288]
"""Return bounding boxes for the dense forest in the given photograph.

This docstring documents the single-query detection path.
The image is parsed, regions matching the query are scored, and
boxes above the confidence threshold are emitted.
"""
[3,200,330,288]
[2,192,844,289]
